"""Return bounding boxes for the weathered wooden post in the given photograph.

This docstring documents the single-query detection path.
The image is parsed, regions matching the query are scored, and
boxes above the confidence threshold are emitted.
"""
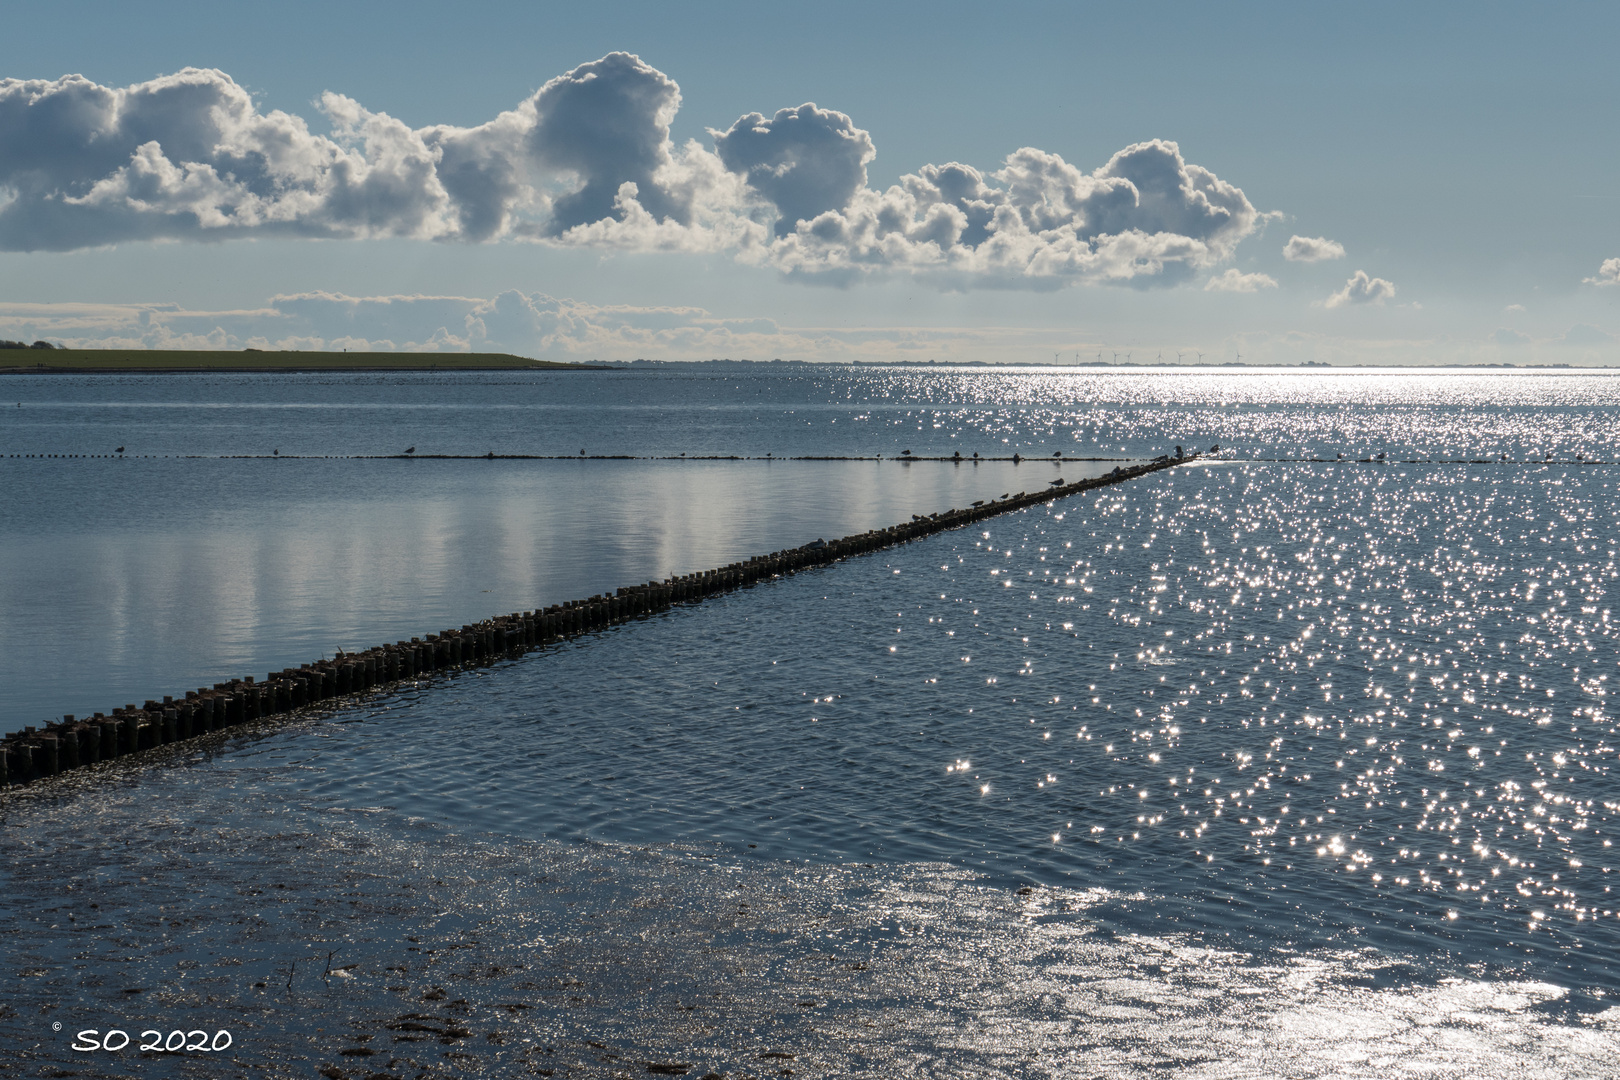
[76,719,100,766]
[57,722,79,771]
[9,742,32,783]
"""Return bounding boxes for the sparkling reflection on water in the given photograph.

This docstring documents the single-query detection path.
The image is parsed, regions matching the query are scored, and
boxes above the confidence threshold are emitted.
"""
[5,366,1618,460]
[5,371,1620,1072]
[55,461,1612,990]
[5,784,1616,1078]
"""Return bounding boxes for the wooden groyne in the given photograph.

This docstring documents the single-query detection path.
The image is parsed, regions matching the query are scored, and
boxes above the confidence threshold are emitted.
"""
[0,453,1201,789]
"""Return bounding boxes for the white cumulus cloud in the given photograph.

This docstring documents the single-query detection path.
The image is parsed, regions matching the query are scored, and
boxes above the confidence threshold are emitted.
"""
[0,69,457,249]
[1282,234,1344,262]
[1204,268,1278,293]
[713,103,875,238]
[1325,270,1396,308]
[757,139,1263,286]
[1584,258,1620,287]
[0,56,1268,289]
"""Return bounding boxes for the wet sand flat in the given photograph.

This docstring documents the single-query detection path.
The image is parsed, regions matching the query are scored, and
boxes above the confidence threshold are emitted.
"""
[4,746,1616,1079]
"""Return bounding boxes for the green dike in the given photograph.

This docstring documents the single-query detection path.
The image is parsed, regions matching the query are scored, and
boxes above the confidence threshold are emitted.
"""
[0,349,608,372]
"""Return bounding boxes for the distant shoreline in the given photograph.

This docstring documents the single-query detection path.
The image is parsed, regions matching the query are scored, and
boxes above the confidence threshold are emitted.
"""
[2,349,1614,373]
[0,349,611,373]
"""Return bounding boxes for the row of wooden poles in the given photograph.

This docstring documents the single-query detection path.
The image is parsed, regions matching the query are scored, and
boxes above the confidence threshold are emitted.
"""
[0,455,1197,788]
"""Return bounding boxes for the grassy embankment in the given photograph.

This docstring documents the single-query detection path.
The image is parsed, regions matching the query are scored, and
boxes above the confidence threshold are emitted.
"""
[0,349,606,372]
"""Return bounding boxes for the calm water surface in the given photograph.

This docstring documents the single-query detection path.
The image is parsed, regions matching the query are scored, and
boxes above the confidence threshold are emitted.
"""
[3,364,1618,460]
[3,367,1619,1076]
[176,460,1620,981]
[1,455,1068,719]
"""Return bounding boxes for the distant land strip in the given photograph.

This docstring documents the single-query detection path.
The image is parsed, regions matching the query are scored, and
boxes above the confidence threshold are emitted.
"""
[6,351,1617,374]
[4,452,1137,462]
[0,453,1199,787]
[5,452,1611,465]
[0,349,608,373]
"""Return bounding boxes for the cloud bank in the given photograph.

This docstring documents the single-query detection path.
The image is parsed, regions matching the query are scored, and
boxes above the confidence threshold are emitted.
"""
[6,290,1200,363]
[0,292,876,359]
[1325,270,1396,308]
[6,293,1613,366]
[0,55,1268,287]
[1563,323,1614,345]
[1282,235,1344,262]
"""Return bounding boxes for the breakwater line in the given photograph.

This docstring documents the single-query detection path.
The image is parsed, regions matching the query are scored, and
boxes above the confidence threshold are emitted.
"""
[7,452,1612,464]
[3,452,1136,462]
[0,453,1200,789]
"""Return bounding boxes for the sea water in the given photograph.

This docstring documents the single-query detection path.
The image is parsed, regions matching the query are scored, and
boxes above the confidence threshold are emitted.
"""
[2,367,1618,1076]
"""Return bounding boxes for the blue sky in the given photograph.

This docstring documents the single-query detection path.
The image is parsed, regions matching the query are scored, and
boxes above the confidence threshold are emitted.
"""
[1,0,1616,363]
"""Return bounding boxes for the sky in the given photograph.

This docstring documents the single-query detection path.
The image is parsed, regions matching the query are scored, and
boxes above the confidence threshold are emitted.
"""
[1,0,1616,364]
